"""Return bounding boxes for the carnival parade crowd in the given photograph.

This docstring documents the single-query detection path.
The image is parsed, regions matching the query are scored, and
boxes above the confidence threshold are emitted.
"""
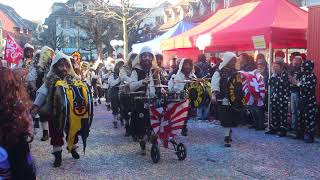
[0,43,318,180]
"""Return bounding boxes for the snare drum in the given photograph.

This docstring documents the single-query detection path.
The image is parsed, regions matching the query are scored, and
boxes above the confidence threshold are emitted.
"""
[165,91,187,103]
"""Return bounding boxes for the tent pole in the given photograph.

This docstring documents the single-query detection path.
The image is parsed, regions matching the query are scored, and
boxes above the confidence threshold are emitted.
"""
[286,48,289,63]
[267,42,273,130]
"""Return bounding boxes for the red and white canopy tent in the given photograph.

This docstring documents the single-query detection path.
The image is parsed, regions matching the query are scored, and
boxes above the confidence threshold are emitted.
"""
[161,0,308,60]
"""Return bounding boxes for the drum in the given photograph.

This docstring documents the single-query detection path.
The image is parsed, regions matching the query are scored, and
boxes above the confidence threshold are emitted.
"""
[228,72,245,111]
[184,80,211,108]
[165,91,187,103]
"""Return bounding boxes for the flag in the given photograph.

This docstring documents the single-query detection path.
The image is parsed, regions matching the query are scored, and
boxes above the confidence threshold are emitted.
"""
[4,34,23,64]
[150,99,189,148]
[240,70,266,106]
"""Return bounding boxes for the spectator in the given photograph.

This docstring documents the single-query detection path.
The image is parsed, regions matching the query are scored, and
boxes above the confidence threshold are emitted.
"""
[288,56,303,133]
[239,53,256,72]
[266,59,290,137]
[195,54,210,78]
[0,68,36,179]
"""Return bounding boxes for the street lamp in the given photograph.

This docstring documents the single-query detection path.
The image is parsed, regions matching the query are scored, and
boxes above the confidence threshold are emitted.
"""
[89,39,93,61]
[110,39,124,58]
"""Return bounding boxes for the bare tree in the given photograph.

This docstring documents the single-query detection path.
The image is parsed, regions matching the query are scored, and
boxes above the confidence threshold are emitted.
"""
[35,17,67,50]
[74,14,121,59]
[71,0,161,60]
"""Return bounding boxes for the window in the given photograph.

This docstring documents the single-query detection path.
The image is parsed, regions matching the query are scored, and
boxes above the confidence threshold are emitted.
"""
[199,2,205,15]
[60,19,65,28]
[86,2,94,10]
[179,7,184,20]
[69,19,75,28]
[171,10,176,19]
[155,16,163,24]
[300,0,307,6]
[61,19,70,29]
[189,6,194,17]
[19,27,23,34]
[224,0,230,8]
[164,14,168,23]
[74,1,84,11]
[69,37,77,48]
[211,0,216,12]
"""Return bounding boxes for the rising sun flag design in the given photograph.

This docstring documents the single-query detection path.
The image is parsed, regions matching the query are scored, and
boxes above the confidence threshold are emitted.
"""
[150,99,190,148]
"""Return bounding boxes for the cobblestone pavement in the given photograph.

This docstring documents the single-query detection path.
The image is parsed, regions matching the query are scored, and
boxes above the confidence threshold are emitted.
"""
[31,104,320,180]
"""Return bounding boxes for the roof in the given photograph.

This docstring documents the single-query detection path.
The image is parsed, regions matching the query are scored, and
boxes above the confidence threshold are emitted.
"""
[161,0,308,51]
[159,18,180,31]
[0,3,33,30]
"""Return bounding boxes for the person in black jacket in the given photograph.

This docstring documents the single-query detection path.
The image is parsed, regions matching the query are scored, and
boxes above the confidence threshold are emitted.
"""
[129,46,159,155]
[108,59,125,128]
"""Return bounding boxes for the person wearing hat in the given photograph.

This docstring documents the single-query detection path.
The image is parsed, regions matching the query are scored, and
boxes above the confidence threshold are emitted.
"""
[119,52,137,137]
[27,46,55,141]
[211,52,239,147]
[129,46,160,155]
[168,58,196,136]
[290,60,317,143]
[17,43,34,68]
[108,59,125,128]
[266,59,290,137]
[31,52,93,167]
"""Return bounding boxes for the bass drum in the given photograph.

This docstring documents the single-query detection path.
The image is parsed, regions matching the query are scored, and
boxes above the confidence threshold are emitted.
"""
[184,81,211,108]
[227,72,245,111]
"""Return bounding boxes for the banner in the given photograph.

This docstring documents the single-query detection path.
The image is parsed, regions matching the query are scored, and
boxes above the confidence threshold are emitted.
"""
[252,35,266,49]
[4,34,23,64]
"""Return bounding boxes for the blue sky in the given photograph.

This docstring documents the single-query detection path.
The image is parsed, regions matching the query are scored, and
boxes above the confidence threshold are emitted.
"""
[0,0,179,22]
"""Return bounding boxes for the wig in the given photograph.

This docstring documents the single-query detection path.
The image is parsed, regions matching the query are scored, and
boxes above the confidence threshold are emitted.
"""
[0,68,32,147]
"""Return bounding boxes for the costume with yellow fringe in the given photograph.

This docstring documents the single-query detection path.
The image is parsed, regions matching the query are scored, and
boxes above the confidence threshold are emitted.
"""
[51,79,93,153]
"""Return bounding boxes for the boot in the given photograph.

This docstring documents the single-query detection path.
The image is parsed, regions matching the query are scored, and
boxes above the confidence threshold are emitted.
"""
[41,130,49,141]
[224,129,232,147]
[304,133,314,143]
[120,118,124,126]
[34,117,40,128]
[71,148,80,159]
[106,103,111,111]
[292,131,304,139]
[278,127,287,137]
[98,99,101,104]
[265,129,277,135]
[139,140,146,156]
[124,125,130,137]
[224,136,232,147]
[52,151,62,167]
[181,127,188,136]
[113,121,118,128]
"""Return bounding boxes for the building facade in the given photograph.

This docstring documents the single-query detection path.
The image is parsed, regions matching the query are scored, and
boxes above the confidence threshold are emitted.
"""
[44,0,95,59]
[0,3,36,56]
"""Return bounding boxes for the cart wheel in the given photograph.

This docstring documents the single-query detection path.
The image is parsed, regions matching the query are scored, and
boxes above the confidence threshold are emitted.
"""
[176,143,187,160]
[151,144,160,163]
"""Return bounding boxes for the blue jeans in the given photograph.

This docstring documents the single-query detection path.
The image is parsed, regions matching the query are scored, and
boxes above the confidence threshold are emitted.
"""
[197,104,210,120]
[247,106,265,130]
[290,92,299,130]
